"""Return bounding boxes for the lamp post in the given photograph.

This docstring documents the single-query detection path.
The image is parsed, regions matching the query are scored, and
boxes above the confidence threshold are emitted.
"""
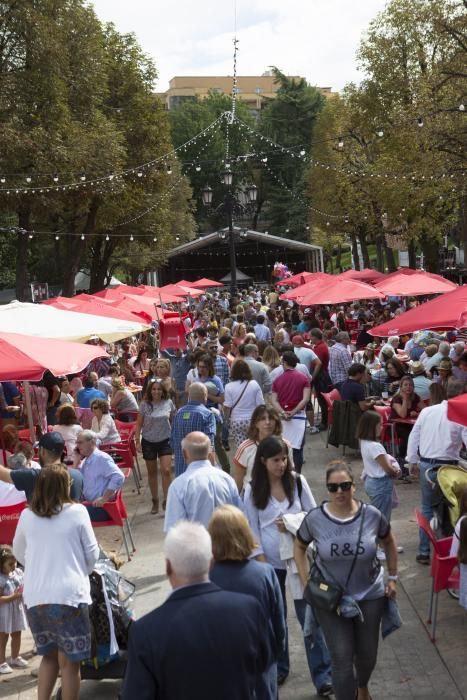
[202,171,257,295]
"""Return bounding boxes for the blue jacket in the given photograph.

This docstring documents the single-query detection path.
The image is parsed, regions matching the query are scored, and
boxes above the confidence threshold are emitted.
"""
[121,581,270,700]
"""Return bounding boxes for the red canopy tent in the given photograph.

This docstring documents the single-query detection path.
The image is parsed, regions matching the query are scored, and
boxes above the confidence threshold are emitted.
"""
[275,271,331,288]
[369,285,467,337]
[373,269,457,296]
[297,278,386,305]
[447,394,467,426]
[0,332,108,382]
[338,269,386,284]
[190,278,224,288]
[93,285,146,298]
[158,283,204,297]
[45,297,148,324]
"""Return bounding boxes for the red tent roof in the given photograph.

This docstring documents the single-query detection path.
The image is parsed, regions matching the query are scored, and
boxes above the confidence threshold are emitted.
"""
[93,285,146,298]
[373,270,457,296]
[296,278,385,305]
[369,285,467,337]
[338,269,386,284]
[275,271,331,288]
[0,332,108,381]
[190,278,224,288]
[158,284,204,297]
[46,298,148,324]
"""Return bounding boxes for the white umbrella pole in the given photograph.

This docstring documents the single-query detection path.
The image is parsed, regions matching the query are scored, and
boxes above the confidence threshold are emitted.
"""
[23,381,36,443]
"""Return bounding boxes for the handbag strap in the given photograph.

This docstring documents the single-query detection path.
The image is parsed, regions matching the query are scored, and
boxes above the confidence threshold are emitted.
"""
[315,503,366,592]
[229,380,250,412]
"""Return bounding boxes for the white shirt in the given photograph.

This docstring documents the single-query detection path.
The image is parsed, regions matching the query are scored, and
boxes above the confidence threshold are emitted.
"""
[450,515,466,557]
[360,440,388,478]
[91,413,121,445]
[53,423,83,455]
[224,380,264,421]
[13,503,99,608]
[0,481,27,506]
[406,401,467,464]
[270,363,312,383]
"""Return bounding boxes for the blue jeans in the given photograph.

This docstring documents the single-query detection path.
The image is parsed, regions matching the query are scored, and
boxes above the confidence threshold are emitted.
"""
[274,569,332,689]
[419,460,437,556]
[364,475,393,523]
[294,599,332,689]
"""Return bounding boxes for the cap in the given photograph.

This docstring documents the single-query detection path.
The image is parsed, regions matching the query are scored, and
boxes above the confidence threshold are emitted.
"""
[38,431,65,453]
[292,335,304,346]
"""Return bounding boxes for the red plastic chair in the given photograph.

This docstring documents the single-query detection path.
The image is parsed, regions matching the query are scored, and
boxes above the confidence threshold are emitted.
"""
[0,501,27,545]
[100,441,141,493]
[321,389,342,448]
[373,405,395,455]
[114,421,142,481]
[85,491,135,561]
[415,510,459,642]
[115,411,139,424]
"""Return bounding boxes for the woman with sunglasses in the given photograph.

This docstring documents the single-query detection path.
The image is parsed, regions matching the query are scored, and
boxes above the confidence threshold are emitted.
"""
[294,462,398,700]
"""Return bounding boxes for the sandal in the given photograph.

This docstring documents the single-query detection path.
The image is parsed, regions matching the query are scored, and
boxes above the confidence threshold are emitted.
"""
[151,498,159,514]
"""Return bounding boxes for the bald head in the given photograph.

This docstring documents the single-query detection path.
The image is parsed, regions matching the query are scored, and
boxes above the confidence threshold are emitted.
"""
[188,382,208,403]
[182,431,211,462]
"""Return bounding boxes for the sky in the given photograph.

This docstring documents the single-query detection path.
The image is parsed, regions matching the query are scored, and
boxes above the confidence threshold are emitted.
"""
[90,0,389,93]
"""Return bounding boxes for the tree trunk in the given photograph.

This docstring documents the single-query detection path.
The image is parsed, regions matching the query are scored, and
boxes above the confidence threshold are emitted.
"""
[408,240,417,269]
[62,199,99,296]
[89,237,115,292]
[382,238,397,272]
[422,235,440,273]
[15,207,30,301]
[461,197,467,270]
[335,244,342,272]
[375,234,384,272]
[358,228,371,268]
[350,234,360,270]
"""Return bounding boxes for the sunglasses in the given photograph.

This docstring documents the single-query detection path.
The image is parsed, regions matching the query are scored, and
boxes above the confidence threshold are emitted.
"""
[327,481,353,493]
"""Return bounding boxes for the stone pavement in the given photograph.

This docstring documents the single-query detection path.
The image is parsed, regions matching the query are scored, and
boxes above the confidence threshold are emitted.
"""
[1,431,466,699]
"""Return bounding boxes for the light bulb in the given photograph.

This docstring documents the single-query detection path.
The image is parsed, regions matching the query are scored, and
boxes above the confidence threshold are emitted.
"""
[0,177,5,183]
[105,235,110,241]
[53,175,59,183]
[28,234,33,239]
[417,117,424,127]
[130,235,134,241]
[55,235,60,241]
[326,221,330,227]
[376,128,384,137]
[153,236,157,242]
[195,165,201,172]
[337,137,344,149]
[137,171,143,177]
[80,174,86,181]
[300,149,306,156]
[262,157,268,163]
[459,104,465,112]
[167,164,172,174]
[26,176,31,183]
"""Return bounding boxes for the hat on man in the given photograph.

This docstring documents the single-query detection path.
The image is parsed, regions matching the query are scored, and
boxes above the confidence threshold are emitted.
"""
[410,361,425,376]
[38,431,65,453]
[292,335,304,346]
[438,359,453,371]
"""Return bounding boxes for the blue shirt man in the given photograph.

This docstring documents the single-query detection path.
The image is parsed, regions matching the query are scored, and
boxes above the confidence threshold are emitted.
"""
[76,431,124,521]
[164,432,241,531]
[76,378,106,409]
[171,384,216,476]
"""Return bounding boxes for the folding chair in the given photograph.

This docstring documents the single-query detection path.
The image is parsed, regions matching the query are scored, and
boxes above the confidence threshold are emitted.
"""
[321,389,342,448]
[85,491,136,561]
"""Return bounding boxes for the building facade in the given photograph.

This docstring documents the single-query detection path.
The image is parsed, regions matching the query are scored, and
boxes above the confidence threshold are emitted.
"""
[159,73,334,112]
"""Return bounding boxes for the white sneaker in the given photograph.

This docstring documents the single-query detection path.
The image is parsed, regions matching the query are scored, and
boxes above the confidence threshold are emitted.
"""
[0,662,13,674]
[309,425,320,434]
[397,545,404,554]
[10,656,29,668]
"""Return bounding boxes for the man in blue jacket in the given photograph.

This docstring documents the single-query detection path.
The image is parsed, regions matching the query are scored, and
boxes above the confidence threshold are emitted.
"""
[121,521,270,700]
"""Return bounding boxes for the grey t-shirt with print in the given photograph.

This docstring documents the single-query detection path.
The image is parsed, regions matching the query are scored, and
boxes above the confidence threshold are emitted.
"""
[297,501,390,601]
[139,400,175,443]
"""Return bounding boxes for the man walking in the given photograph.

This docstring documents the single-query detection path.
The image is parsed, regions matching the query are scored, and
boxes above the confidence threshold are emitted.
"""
[122,521,270,700]
[171,384,216,477]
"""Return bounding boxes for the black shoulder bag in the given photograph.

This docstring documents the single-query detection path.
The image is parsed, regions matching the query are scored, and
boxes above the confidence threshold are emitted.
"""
[303,504,366,613]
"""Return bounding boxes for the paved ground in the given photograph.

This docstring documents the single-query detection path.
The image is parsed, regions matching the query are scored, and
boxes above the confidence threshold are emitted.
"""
[2,430,466,699]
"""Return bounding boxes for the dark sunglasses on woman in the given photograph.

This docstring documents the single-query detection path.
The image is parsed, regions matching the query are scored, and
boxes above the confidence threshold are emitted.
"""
[327,481,353,493]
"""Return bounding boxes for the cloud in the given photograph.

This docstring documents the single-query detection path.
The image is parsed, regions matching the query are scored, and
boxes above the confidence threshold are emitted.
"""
[90,0,387,91]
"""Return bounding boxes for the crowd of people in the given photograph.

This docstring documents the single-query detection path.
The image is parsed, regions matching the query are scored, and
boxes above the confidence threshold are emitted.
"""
[1,283,467,699]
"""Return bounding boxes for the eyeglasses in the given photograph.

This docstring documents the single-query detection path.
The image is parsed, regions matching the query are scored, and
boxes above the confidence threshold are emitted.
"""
[326,481,353,493]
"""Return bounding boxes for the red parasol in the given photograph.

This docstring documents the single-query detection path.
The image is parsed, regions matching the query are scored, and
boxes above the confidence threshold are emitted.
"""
[447,394,467,427]
[373,269,457,296]
[158,283,204,297]
[338,269,386,284]
[275,271,331,288]
[45,297,149,324]
[297,278,385,305]
[190,277,224,288]
[0,332,109,382]
[369,285,467,337]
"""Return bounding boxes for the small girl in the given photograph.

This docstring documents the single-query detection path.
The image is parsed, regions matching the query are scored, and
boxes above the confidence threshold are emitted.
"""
[0,546,28,673]
[450,486,467,610]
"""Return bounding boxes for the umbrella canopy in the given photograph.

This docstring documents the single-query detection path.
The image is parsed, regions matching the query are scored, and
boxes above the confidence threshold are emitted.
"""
[0,332,108,381]
[447,394,467,426]
[275,271,331,288]
[297,278,386,306]
[280,274,336,301]
[373,269,457,296]
[45,297,150,325]
[338,269,386,284]
[158,283,204,297]
[369,285,467,337]
[94,285,146,298]
[190,278,224,288]
[0,301,145,343]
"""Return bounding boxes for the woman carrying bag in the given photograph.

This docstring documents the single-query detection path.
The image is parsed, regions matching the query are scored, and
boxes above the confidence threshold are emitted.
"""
[224,359,264,449]
[294,462,399,700]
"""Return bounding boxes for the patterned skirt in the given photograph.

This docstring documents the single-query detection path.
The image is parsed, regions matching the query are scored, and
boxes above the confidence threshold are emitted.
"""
[230,419,251,451]
[27,604,91,662]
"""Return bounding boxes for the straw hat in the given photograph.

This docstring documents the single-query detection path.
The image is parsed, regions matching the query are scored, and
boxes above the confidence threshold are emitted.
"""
[409,361,425,376]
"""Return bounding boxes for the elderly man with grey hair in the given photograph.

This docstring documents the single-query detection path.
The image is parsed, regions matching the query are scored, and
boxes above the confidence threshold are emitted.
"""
[121,521,270,700]
[74,429,124,521]
[164,432,241,532]
[328,331,352,389]
[243,343,272,398]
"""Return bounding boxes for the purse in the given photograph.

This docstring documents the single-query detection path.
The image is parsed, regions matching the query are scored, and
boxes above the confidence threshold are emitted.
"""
[304,504,366,613]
